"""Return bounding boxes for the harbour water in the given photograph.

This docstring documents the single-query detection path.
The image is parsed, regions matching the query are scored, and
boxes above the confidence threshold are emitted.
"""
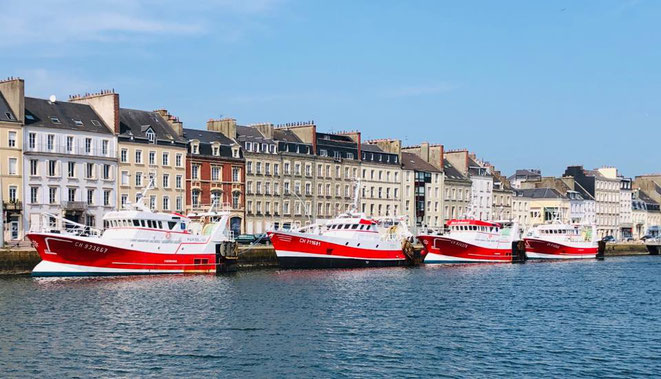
[1,256,660,377]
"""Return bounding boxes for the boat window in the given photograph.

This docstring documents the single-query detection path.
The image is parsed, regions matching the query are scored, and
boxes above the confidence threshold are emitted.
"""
[140,220,145,227]
[168,221,177,230]
[344,224,350,229]
[351,224,359,229]
[133,220,139,227]
[158,221,163,229]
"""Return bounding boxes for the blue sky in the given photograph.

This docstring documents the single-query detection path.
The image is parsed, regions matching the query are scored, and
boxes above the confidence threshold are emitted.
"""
[2,0,658,177]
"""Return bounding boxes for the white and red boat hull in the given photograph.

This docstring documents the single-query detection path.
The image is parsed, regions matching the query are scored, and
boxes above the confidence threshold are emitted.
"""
[419,235,514,263]
[28,233,216,276]
[268,231,409,269]
[524,238,598,259]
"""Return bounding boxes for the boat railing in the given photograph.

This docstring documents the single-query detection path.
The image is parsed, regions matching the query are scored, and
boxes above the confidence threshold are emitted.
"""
[31,212,102,237]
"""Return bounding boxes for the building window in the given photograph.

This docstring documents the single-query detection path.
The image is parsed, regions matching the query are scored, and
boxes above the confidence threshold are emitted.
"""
[176,196,183,211]
[8,157,17,175]
[192,143,199,154]
[28,133,36,149]
[162,196,170,210]
[246,161,252,174]
[121,171,129,185]
[120,149,128,163]
[162,152,169,166]
[68,188,76,202]
[102,140,109,155]
[30,187,38,204]
[8,186,17,202]
[232,167,240,182]
[135,150,143,164]
[8,131,16,147]
[48,160,56,176]
[149,195,156,210]
[85,138,92,153]
[212,167,220,181]
[175,153,183,167]
[87,189,94,205]
[29,159,38,176]
[274,164,279,176]
[47,135,55,151]
[212,146,219,156]
[175,175,182,189]
[192,190,200,208]
[104,190,111,206]
[86,163,95,179]
[121,195,128,209]
[146,129,155,143]
[162,173,170,188]
[232,191,240,209]
[149,151,156,165]
[103,164,111,180]
[68,162,75,178]
[135,172,143,187]
[192,164,200,180]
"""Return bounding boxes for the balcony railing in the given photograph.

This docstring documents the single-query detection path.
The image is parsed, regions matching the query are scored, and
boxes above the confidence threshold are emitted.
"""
[63,201,88,211]
[3,201,22,211]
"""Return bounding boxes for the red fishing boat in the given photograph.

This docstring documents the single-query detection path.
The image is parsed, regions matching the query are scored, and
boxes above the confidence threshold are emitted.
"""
[524,223,598,259]
[418,219,521,263]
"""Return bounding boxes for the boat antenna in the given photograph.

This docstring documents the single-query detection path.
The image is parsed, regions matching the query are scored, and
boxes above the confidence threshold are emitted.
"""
[133,176,155,212]
[292,189,311,223]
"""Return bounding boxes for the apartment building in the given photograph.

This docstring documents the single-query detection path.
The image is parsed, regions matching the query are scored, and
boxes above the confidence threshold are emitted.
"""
[69,92,188,213]
[445,150,493,221]
[619,177,633,239]
[184,127,244,236]
[314,131,360,219]
[0,78,25,243]
[632,189,661,239]
[360,139,402,218]
[564,166,620,238]
[512,188,569,230]
[23,96,117,232]
[508,169,542,189]
[400,151,443,229]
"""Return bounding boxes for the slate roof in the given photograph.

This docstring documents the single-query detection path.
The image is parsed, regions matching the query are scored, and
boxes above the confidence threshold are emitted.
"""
[0,93,17,122]
[401,152,440,173]
[182,128,236,146]
[182,128,240,159]
[639,190,659,205]
[24,97,111,134]
[515,188,566,199]
[443,159,468,181]
[273,129,303,143]
[361,144,383,152]
[119,108,186,143]
[236,125,270,141]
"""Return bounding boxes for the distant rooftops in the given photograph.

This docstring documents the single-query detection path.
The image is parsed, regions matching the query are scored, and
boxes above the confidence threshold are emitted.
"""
[119,108,186,144]
[401,152,440,173]
[0,93,16,122]
[515,187,565,199]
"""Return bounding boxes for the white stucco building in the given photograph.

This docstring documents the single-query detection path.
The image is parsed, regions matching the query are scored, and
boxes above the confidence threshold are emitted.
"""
[23,97,117,232]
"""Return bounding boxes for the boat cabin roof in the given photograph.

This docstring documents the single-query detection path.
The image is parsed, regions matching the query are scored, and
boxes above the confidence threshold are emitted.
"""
[447,219,502,228]
[103,210,189,222]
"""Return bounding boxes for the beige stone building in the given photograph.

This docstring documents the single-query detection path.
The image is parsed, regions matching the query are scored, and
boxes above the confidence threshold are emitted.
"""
[0,78,25,243]
[564,166,620,238]
[400,143,446,228]
[512,188,570,231]
[632,189,661,239]
[360,139,402,218]
[70,92,188,212]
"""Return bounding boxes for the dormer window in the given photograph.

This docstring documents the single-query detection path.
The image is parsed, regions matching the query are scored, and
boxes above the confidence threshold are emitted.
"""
[91,120,102,127]
[5,112,13,120]
[73,119,83,126]
[232,147,239,158]
[50,117,60,124]
[270,144,276,153]
[192,143,199,154]
[25,113,35,121]
[246,142,252,151]
[146,129,156,143]
[212,145,220,156]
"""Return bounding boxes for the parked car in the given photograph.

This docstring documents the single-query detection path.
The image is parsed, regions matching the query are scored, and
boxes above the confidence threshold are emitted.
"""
[254,233,271,245]
[602,235,616,242]
[236,234,257,245]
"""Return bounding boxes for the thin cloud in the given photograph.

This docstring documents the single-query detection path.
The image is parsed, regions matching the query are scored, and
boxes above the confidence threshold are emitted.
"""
[0,0,283,47]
